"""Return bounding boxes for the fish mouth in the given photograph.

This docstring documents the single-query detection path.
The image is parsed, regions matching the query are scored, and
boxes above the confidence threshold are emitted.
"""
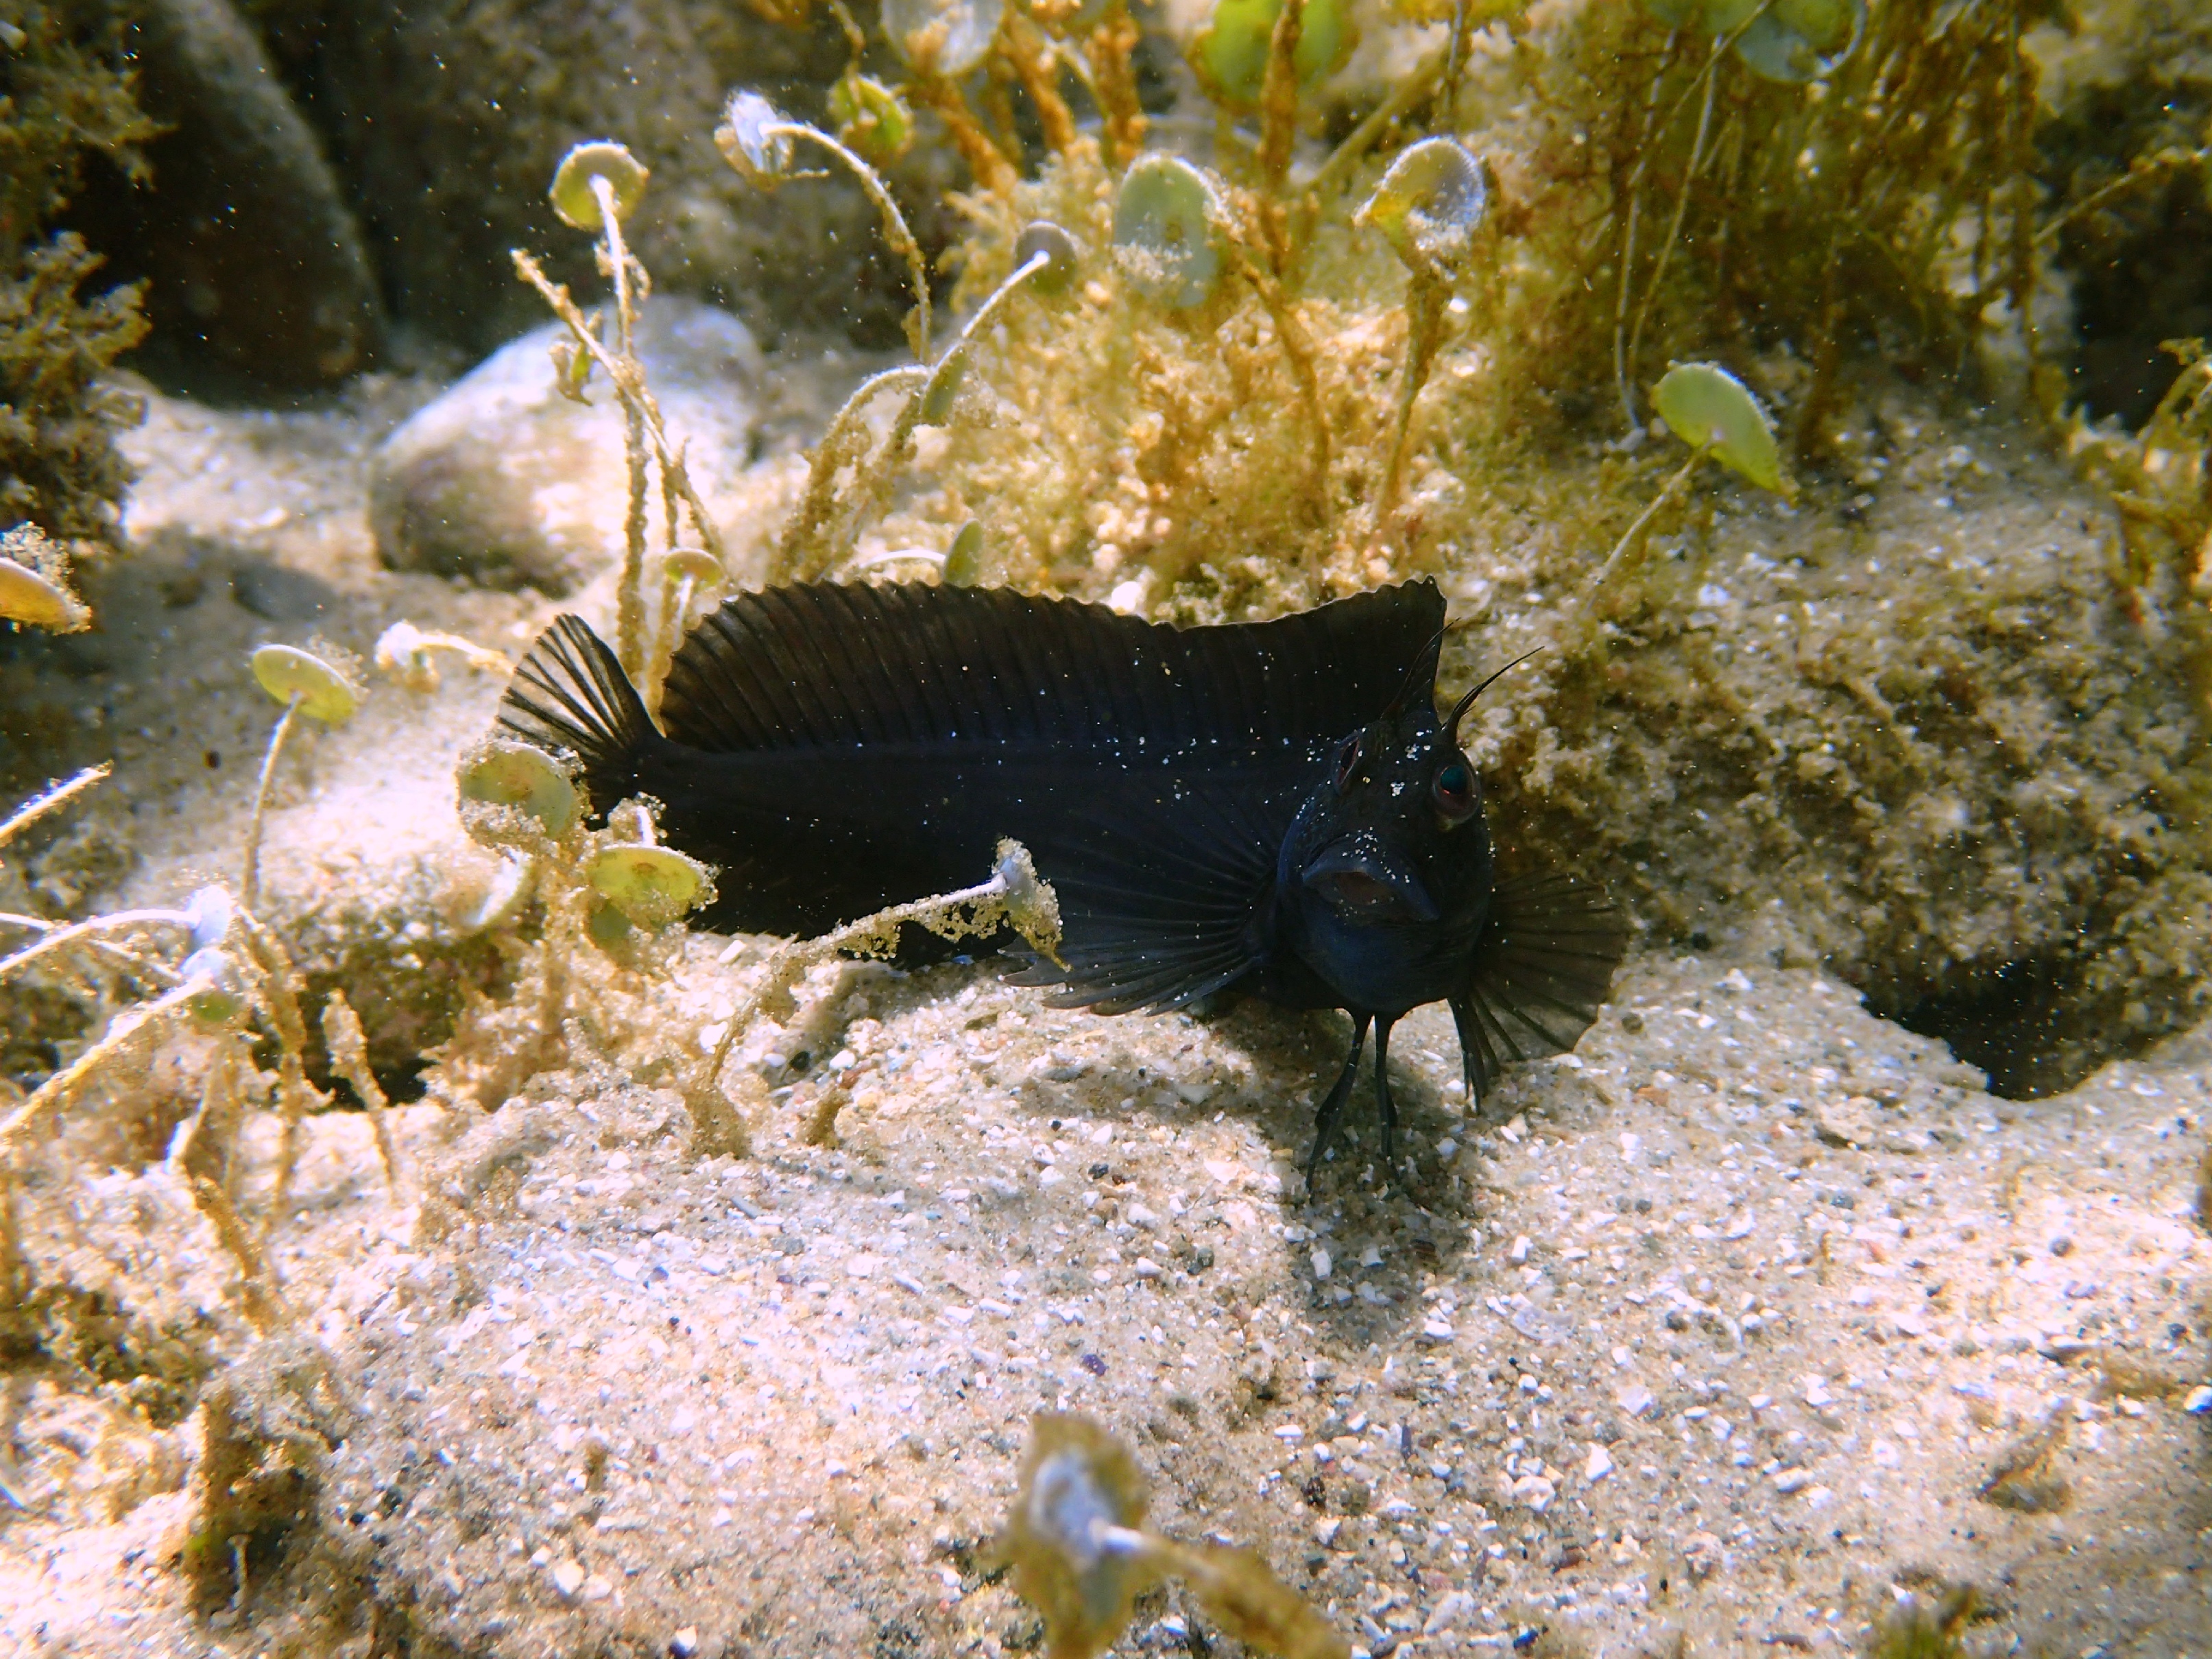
[1301,844,1439,922]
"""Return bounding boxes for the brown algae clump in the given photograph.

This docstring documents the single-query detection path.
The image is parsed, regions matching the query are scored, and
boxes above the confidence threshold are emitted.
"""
[997,1413,1347,1659]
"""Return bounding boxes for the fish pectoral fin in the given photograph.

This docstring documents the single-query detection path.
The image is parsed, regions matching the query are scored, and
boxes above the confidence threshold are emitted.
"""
[1452,871,1630,1103]
[1018,778,1288,1015]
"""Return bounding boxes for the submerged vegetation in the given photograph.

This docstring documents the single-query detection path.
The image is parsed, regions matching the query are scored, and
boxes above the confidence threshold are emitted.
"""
[2,0,2212,1650]
[0,1,153,549]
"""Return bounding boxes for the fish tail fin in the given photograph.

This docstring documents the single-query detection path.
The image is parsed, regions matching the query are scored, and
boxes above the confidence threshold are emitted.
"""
[1451,872,1629,1107]
[496,614,658,815]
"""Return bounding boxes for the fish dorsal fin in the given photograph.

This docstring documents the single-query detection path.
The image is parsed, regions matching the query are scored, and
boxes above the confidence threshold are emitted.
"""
[658,581,1445,756]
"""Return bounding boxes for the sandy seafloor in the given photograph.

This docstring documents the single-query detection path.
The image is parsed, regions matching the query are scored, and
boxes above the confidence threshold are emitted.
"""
[2,374,2211,1659]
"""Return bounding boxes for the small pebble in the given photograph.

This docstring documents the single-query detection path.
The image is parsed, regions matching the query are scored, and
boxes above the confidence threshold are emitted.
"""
[549,1558,585,1599]
[1585,1444,1614,1482]
[2184,1385,2212,1416]
[1312,1246,1334,1280]
[1424,1591,1477,1635]
[1508,1234,1531,1264]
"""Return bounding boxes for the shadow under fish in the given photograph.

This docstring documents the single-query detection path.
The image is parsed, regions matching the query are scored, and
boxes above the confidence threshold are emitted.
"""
[494,579,1628,1179]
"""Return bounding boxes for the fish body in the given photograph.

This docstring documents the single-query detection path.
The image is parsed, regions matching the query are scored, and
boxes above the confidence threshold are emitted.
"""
[496,580,1626,1174]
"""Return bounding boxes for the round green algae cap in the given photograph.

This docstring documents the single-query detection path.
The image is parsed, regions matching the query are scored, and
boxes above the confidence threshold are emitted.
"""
[1735,0,1864,82]
[828,72,913,166]
[943,521,985,587]
[551,141,650,230]
[1653,362,1788,494]
[1640,0,1862,80]
[1013,220,1081,296]
[1113,156,1226,311]
[459,740,579,838]
[1361,137,1487,278]
[586,898,635,951]
[0,555,89,632]
[882,0,1004,75]
[250,644,362,724]
[919,351,967,426]
[660,546,724,593]
[717,93,791,190]
[180,946,246,1029]
[586,842,714,929]
[1191,0,1356,110]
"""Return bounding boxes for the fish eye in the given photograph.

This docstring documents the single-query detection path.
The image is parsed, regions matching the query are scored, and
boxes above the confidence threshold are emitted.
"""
[1432,759,1476,822]
[1333,732,1365,794]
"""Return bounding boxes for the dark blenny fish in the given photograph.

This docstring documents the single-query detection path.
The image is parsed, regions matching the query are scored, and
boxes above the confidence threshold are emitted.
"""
[496,580,1626,1175]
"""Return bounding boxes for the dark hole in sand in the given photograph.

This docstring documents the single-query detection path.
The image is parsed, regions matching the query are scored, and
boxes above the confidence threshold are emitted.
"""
[1886,955,2105,1101]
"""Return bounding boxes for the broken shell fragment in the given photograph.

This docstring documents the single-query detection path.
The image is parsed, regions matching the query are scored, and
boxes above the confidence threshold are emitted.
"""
[1359,136,1487,279]
[586,842,714,929]
[1113,157,1226,311]
[1653,361,1788,495]
[457,740,581,839]
[250,644,363,724]
[550,141,649,231]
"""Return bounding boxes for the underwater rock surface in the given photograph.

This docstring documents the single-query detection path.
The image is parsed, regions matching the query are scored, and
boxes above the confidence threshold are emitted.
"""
[369,300,767,593]
[295,0,884,353]
[1474,398,2212,1100]
[65,0,383,392]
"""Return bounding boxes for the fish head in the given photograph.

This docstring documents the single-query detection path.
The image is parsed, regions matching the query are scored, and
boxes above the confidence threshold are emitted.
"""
[1290,695,1494,940]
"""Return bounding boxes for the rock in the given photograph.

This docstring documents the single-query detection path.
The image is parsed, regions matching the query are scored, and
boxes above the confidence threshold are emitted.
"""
[298,1,905,355]
[1423,1591,1476,1635]
[369,298,764,593]
[1508,1472,1556,1512]
[1814,1095,1880,1148]
[70,0,382,391]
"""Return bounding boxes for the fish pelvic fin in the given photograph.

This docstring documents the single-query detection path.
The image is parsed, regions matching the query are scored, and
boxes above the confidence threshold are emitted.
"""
[1451,871,1629,1106]
[496,614,657,817]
